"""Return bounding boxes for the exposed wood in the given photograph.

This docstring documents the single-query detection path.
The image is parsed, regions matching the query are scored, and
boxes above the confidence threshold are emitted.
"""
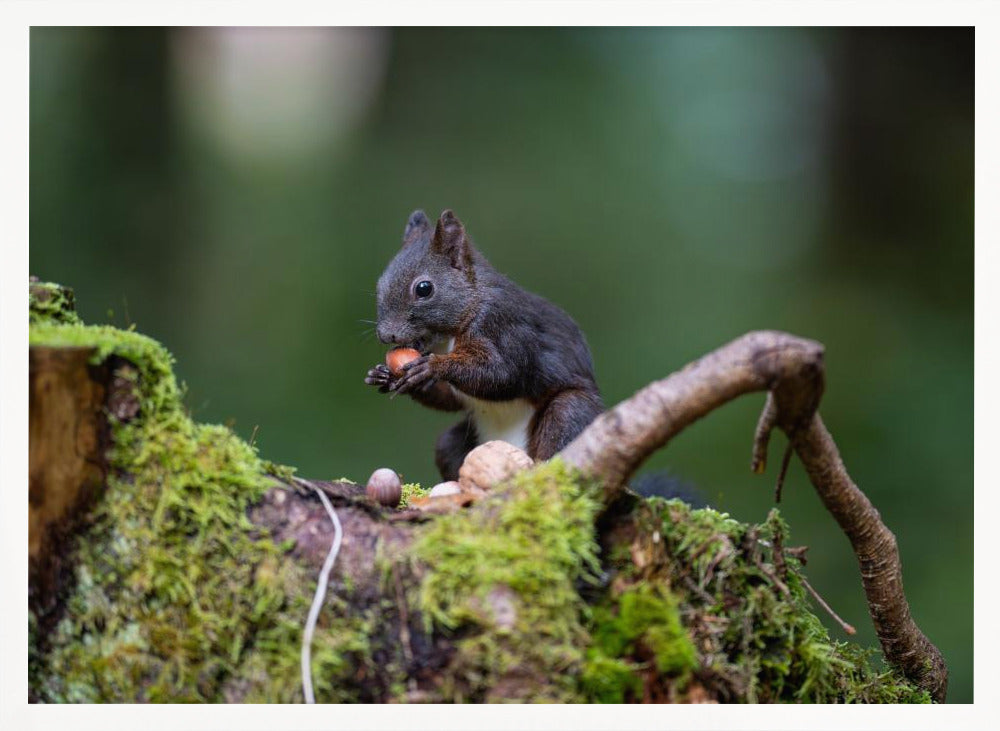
[29,347,110,615]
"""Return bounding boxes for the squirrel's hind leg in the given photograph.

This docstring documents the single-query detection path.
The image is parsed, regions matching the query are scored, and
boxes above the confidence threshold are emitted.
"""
[434,414,479,481]
[527,388,604,461]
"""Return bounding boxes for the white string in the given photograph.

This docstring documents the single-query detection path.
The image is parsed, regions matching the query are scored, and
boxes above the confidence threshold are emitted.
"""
[300,483,343,704]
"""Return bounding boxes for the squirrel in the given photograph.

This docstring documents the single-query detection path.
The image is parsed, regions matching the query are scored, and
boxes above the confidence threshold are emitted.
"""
[364,209,605,482]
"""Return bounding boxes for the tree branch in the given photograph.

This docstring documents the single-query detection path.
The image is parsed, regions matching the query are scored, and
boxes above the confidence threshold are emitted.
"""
[788,414,948,701]
[559,330,824,495]
[558,329,947,701]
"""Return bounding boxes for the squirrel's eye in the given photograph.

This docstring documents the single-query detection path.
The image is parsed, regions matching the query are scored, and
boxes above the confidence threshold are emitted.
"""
[415,281,434,298]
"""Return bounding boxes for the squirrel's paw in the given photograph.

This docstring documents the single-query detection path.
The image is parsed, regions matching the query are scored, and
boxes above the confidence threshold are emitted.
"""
[364,364,394,393]
[390,355,435,395]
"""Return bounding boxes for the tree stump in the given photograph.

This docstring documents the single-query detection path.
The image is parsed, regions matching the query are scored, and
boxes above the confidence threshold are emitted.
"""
[27,280,945,703]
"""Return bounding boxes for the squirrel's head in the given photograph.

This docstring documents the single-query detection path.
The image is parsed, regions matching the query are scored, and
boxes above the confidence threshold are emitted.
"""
[375,209,479,352]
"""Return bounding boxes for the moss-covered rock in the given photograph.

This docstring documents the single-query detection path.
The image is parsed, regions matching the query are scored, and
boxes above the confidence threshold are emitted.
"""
[30,279,82,325]
[586,498,931,703]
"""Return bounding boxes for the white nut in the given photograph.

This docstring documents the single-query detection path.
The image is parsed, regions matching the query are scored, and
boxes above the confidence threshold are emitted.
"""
[428,481,462,498]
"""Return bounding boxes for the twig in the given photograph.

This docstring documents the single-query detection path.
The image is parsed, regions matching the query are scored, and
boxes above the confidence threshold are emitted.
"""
[751,393,778,474]
[802,577,856,636]
[756,561,790,597]
[561,331,824,495]
[752,403,793,502]
[682,574,717,605]
[784,545,809,565]
[748,523,789,596]
[300,482,344,704]
[769,510,788,580]
[773,441,794,503]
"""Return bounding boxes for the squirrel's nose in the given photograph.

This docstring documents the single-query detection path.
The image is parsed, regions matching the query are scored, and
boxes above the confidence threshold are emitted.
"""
[376,324,397,345]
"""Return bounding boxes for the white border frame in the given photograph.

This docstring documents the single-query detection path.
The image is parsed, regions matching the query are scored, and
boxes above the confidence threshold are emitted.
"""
[2,3,995,729]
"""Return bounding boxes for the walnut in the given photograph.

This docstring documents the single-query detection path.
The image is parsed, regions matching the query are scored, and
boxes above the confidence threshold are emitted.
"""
[458,440,534,492]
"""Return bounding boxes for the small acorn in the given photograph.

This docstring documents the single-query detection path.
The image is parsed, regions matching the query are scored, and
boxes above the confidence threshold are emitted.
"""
[366,468,402,508]
[386,347,421,377]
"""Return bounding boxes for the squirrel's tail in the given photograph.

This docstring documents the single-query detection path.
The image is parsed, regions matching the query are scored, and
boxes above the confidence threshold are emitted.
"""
[630,471,708,508]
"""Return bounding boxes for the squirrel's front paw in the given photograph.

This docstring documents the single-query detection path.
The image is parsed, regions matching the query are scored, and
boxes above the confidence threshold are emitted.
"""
[390,355,435,395]
[364,364,395,393]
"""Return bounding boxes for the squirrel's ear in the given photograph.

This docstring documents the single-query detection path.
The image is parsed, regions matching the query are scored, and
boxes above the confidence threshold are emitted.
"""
[402,209,430,247]
[432,210,472,270]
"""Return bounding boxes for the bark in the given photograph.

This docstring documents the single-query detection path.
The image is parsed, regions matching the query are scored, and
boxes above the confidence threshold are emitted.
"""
[559,330,824,497]
[790,415,948,701]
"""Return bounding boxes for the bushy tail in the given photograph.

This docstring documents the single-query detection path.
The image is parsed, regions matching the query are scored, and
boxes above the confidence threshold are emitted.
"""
[630,471,708,508]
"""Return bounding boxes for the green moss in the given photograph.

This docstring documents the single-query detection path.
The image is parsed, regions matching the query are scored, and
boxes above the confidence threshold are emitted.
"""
[594,585,697,676]
[409,459,602,702]
[30,304,370,703]
[233,593,375,703]
[399,482,428,508]
[580,650,642,703]
[581,584,697,702]
[30,280,82,325]
[632,499,932,703]
[29,277,932,704]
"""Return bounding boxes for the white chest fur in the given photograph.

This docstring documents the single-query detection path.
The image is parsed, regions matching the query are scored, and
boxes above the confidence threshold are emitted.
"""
[431,336,536,451]
[454,392,536,452]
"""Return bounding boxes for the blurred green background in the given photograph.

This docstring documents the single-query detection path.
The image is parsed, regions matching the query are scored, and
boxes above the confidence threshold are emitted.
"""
[30,27,972,702]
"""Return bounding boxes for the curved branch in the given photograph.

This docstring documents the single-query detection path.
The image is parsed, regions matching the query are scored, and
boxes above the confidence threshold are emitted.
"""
[559,330,825,495]
[558,329,947,701]
[789,415,948,701]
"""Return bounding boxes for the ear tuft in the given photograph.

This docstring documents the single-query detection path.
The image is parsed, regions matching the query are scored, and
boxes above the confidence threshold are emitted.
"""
[402,209,430,246]
[432,210,470,270]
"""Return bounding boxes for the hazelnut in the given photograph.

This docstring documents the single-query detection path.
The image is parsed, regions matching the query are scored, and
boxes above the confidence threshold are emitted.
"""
[458,441,534,492]
[366,468,402,508]
[386,347,421,377]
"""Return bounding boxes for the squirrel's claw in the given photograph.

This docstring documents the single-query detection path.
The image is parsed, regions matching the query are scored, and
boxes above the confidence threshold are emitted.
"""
[365,364,394,393]
[390,355,435,395]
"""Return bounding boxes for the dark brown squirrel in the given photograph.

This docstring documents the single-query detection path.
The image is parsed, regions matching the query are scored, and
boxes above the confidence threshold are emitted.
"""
[364,209,604,481]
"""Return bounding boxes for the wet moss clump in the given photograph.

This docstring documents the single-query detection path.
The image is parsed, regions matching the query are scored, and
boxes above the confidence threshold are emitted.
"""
[582,584,698,702]
[29,282,371,702]
[399,482,429,508]
[588,498,932,703]
[409,459,603,702]
[30,279,82,325]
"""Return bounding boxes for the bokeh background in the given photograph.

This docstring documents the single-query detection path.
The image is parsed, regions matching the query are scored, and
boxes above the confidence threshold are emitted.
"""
[30,27,973,702]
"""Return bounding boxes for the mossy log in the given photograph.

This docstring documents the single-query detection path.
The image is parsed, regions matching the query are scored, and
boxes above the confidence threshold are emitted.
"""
[28,280,936,703]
